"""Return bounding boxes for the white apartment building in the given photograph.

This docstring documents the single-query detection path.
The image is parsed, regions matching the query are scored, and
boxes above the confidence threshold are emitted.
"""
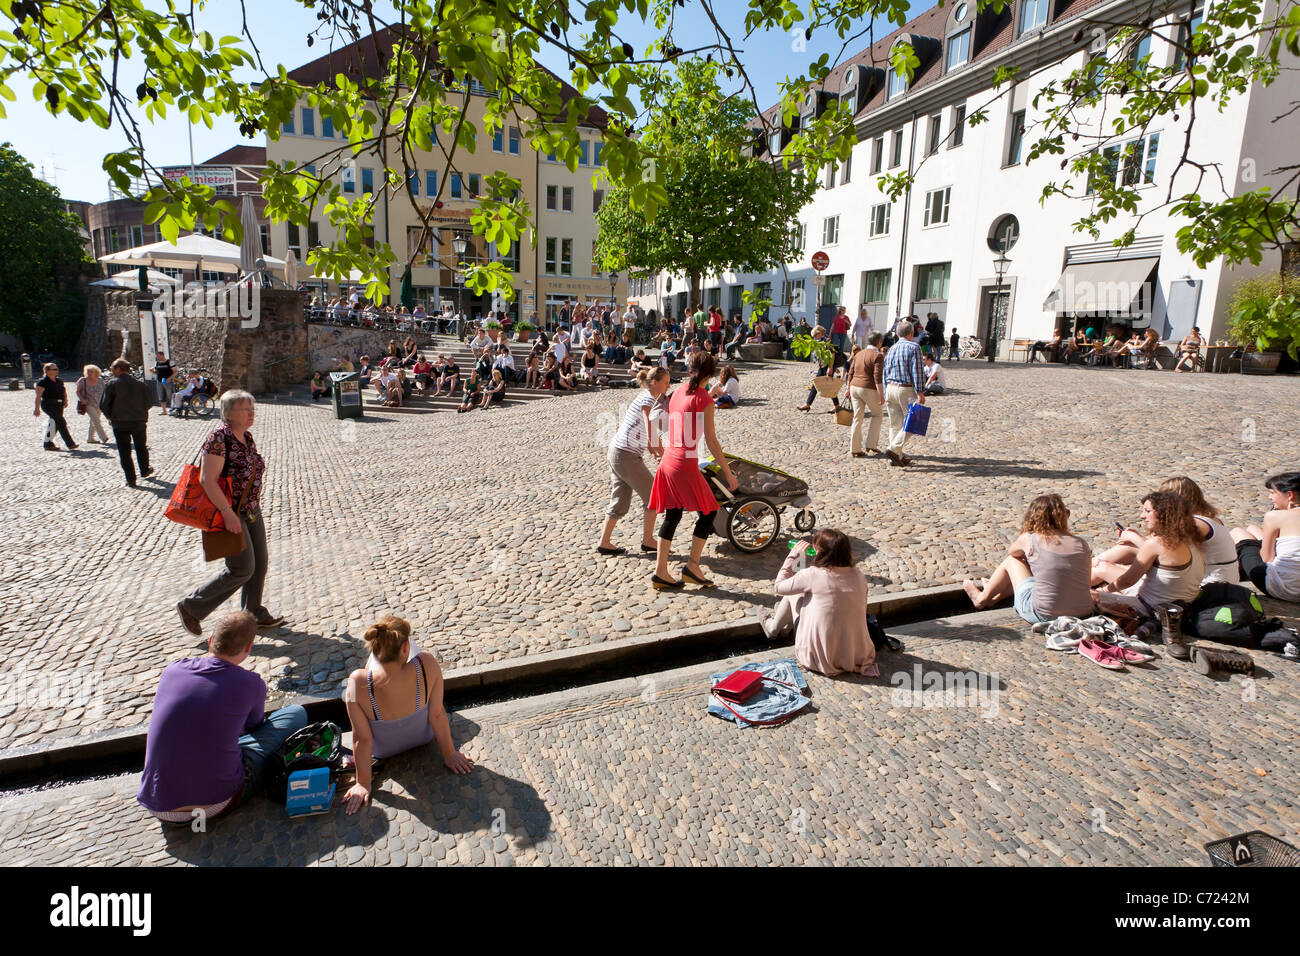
[652,0,1296,354]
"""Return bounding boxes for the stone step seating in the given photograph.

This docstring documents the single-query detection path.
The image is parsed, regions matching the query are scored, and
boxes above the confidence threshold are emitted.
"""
[348,334,770,415]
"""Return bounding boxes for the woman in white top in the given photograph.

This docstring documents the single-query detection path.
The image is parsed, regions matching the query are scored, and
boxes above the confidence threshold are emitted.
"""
[596,368,670,556]
[1096,476,1238,584]
[1231,472,1300,602]
[1092,491,1205,615]
[711,365,741,408]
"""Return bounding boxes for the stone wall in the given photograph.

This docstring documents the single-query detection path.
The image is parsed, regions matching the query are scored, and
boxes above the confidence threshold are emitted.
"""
[220,290,308,393]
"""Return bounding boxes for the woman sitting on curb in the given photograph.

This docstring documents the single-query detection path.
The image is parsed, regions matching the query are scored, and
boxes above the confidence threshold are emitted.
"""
[711,365,741,408]
[458,370,483,413]
[1091,491,1204,615]
[343,617,473,815]
[1231,471,1300,602]
[963,494,1094,623]
[759,528,876,677]
[480,368,507,409]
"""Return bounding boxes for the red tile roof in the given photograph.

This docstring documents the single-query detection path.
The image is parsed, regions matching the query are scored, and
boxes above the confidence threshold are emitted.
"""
[201,146,267,166]
[283,26,608,130]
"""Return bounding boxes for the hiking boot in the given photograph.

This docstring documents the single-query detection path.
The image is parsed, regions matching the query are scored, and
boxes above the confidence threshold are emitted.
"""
[1159,605,1190,661]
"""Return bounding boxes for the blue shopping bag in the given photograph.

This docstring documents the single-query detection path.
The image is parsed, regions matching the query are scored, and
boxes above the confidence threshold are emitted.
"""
[903,401,930,436]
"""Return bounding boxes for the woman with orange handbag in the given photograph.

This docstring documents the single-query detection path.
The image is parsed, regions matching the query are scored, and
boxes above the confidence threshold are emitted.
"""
[177,390,284,638]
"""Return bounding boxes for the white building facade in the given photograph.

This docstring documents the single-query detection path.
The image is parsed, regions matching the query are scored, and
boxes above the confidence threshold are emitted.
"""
[652,0,1295,354]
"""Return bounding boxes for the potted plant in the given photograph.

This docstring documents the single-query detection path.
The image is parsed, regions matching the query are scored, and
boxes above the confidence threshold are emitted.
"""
[514,319,534,343]
[486,319,503,343]
[1227,273,1300,374]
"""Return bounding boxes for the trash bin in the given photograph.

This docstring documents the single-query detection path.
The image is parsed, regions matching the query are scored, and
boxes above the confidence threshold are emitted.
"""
[21,352,35,388]
[330,370,363,419]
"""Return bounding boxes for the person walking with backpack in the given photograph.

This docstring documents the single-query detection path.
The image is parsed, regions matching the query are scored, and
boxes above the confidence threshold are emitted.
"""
[99,358,153,485]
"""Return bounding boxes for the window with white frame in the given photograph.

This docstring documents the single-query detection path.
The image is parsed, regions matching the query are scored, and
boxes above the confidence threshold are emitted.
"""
[871,136,884,174]
[947,26,972,70]
[927,114,942,155]
[869,203,890,237]
[923,187,951,227]
[1019,0,1048,35]
[560,238,573,275]
[301,108,316,136]
[840,151,852,184]
[862,268,891,303]
[951,105,966,147]
[840,91,856,116]
[825,164,836,189]
[509,126,521,154]
[769,130,782,155]
[468,174,480,197]
[1006,110,1027,165]
[492,128,503,152]
[890,128,904,168]
[1122,132,1160,186]
[823,215,840,245]
[793,222,806,254]
[886,66,906,100]
[1173,7,1204,69]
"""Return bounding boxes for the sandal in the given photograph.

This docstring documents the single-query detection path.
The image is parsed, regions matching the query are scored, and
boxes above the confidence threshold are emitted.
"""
[596,546,626,556]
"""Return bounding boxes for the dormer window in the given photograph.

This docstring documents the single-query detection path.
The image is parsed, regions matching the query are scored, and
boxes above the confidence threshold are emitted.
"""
[1019,0,1048,35]
[770,130,782,155]
[840,91,856,116]
[886,67,907,100]
[947,25,972,70]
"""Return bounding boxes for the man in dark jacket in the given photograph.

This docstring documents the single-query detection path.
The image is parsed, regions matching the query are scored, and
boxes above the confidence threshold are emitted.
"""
[100,358,154,487]
[925,313,946,359]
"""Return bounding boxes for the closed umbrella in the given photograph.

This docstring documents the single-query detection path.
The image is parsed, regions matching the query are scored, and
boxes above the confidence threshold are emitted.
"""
[239,194,261,277]
[399,267,414,309]
[137,266,148,292]
[283,248,299,287]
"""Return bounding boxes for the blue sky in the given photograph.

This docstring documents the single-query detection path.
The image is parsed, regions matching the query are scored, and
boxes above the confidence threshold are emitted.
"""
[0,1,903,202]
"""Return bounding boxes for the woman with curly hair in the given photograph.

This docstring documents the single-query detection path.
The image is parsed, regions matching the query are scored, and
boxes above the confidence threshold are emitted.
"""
[1092,490,1204,614]
[1098,477,1238,584]
[963,493,1094,622]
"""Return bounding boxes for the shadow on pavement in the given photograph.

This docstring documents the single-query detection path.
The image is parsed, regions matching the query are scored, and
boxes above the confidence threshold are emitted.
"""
[158,714,551,864]
[249,628,362,696]
[903,457,1103,480]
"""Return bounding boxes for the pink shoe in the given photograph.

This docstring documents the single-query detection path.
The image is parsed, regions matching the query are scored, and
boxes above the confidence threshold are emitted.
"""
[1111,642,1155,664]
[1078,638,1126,670]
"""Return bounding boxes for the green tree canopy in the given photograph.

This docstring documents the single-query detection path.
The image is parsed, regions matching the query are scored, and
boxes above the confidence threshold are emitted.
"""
[0,142,88,350]
[2,0,1297,303]
[593,58,818,312]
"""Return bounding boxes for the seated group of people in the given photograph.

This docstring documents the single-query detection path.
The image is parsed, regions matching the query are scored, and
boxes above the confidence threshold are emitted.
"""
[963,473,1300,624]
[137,611,472,825]
[1031,326,1207,371]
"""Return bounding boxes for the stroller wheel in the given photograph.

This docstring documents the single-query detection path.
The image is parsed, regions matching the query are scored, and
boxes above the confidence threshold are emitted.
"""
[794,508,816,533]
[727,497,780,553]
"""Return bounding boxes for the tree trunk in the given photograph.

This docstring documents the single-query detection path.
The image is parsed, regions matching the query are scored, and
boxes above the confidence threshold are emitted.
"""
[688,272,700,313]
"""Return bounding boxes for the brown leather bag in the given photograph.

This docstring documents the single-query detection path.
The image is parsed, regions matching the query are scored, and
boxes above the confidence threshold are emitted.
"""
[201,478,252,562]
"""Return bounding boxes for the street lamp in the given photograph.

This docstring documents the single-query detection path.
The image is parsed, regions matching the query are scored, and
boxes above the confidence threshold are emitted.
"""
[453,234,468,339]
[608,269,619,305]
[988,250,1011,363]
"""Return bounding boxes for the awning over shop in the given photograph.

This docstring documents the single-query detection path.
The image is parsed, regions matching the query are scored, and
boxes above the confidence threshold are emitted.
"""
[1043,257,1159,313]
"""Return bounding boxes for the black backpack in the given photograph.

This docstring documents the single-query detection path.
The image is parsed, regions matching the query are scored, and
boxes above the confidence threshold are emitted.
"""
[264,721,345,802]
[1183,583,1271,646]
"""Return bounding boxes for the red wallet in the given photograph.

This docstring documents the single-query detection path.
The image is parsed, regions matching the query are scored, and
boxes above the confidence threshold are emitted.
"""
[712,669,765,703]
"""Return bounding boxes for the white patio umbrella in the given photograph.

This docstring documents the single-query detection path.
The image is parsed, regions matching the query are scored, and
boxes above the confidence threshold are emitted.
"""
[283,248,299,287]
[91,269,181,290]
[99,233,284,276]
[238,195,262,277]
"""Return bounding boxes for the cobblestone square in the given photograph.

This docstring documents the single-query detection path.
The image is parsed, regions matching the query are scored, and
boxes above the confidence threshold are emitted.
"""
[2,360,1298,750]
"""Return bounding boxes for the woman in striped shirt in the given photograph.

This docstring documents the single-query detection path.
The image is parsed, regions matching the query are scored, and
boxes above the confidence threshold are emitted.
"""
[597,367,671,556]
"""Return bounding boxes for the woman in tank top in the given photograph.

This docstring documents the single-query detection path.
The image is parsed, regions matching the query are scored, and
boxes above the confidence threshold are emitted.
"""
[1095,477,1238,584]
[1231,471,1300,602]
[343,617,473,814]
[963,494,1094,622]
[1092,491,1204,615]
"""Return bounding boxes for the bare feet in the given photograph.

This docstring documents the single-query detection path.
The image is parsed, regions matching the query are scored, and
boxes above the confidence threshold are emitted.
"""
[962,578,986,609]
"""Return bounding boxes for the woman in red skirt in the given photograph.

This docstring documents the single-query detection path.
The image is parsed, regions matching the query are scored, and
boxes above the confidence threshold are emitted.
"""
[648,351,738,589]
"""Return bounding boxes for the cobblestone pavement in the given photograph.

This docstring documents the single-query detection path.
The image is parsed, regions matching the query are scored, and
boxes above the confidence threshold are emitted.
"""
[2,361,1299,749]
[1,608,1296,866]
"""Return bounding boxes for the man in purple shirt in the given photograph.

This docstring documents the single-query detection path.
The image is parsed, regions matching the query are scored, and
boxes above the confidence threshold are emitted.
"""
[137,611,306,822]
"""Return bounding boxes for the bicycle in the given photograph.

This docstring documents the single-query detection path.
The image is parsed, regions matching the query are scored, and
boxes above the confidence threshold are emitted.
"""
[958,336,984,360]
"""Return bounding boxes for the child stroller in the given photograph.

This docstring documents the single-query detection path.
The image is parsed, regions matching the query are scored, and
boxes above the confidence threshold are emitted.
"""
[700,454,816,553]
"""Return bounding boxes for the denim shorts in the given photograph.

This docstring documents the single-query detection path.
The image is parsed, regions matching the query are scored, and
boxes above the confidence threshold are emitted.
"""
[1013,577,1048,624]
